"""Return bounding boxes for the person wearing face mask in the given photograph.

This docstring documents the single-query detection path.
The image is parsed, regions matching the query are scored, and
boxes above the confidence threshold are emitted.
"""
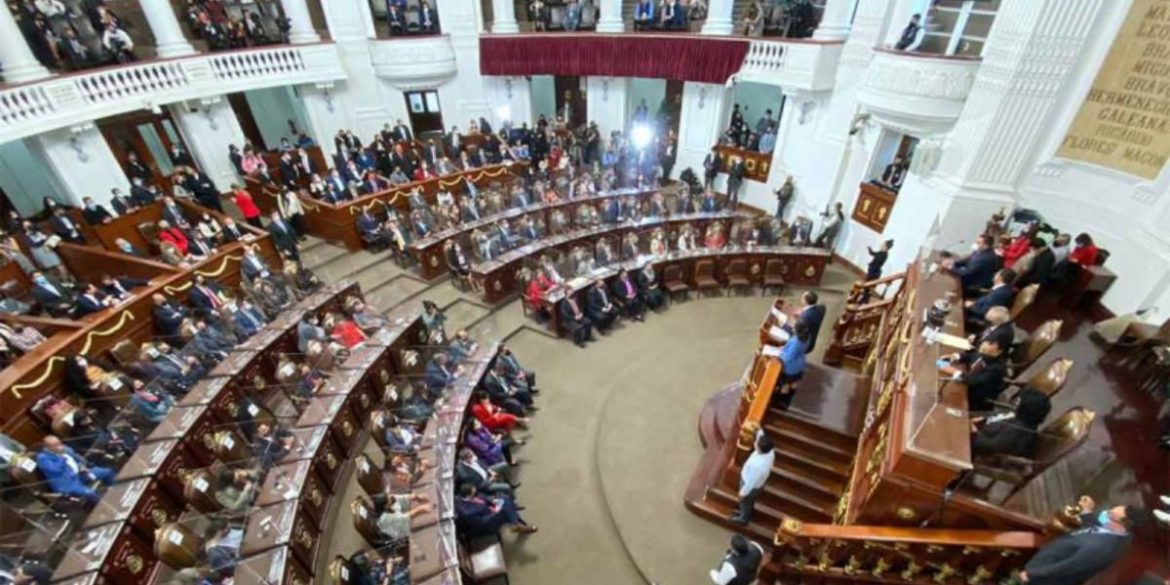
[114,237,144,257]
[48,207,84,244]
[228,299,267,339]
[29,271,76,317]
[161,196,190,230]
[220,218,247,244]
[1019,496,1145,584]
[297,312,327,353]
[944,234,1003,295]
[81,196,114,225]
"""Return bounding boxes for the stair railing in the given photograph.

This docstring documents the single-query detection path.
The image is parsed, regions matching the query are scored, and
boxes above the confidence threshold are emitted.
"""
[824,272,906,367]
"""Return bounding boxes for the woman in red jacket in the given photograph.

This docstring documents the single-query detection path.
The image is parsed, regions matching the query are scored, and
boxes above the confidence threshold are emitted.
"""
[471,392,527,433]
[232,184,263,229]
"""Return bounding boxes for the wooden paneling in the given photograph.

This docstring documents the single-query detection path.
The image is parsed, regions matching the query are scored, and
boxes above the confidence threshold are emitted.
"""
[714,145,773,183]
[852,182,897,234]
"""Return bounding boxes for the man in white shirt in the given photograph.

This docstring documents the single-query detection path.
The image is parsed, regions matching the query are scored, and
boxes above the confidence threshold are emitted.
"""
[729,431,774,525]
[709,534,764,585]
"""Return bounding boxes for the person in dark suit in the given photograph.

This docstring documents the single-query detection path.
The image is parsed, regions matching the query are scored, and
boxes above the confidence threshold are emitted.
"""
[266,212,300,261]
[972,306,1015,352]
[611,269,645,322]
[703,147,720,189]
[357,211,390,250]
[424,353,457,396]
[29,271,75,316]
[100,274,148,300]
[74,283,112,317]
[1020,496,1143,585]
[186,170,225,213]
[129,179,157,207]
[482,363,533,415]
[965,268,1016,322]
[108,188,139,215]
[252,422,294,468]
[1016,237,1056,289]
[35,435,114,503]
[972,386,1051,459]
[48,207,84,244]
[188,274,225,317]
[151,293,187,338]
[586,279,618,333]
[422,139,444,167]
[947,234,1002,294]
[455,448,513,496]
[941,338,1008,412]
[559,293,593,348]
[81,197,114,225]
[229,300,266,339]
[454,483,536,537]
[392,120,412,142]
[796,291,826,354]
[220,218,247,243]
[124,152,154,183]
[160,197,189,229]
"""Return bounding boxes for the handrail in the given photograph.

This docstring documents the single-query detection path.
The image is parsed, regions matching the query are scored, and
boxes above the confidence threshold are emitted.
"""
[779,520,1043,549]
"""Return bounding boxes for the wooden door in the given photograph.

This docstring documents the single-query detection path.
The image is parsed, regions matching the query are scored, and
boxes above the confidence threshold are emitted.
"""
[554,76,587,129]
[404,90,445,139]
[228,92,268,151]
[99,111,192,194]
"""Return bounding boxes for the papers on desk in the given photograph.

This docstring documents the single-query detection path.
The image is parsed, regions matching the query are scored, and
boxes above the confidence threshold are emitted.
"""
[934,333,973,351]
[767,325,790,343]
[761,344,783,358]
[770,306,788,325]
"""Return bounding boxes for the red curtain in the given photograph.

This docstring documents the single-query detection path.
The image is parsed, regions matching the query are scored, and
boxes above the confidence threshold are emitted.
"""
[479,34,750,84]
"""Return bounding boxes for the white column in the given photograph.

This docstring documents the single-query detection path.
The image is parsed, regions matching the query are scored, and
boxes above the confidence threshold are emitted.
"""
[813,0,856,40]
[596,0,624,33]
[0,5,52,82]
[29,126,129,208]
[139,0,196,58]
[491,0,520,33]
[702,0,735,35]
[169,98,247,192]
[280,0,321,43]
[675,81,729,181]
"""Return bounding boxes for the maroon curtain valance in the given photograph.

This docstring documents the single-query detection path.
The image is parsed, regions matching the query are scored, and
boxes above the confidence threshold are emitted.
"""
[479,34,750,84]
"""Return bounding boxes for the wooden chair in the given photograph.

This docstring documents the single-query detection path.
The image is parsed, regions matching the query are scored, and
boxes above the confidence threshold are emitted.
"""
[662,265,689,303]
[137,221,161,249]
[1010,319,1062,375]
[972,407,1095,502]
[351,495,386,548]
[762,259,786,295]
[212,429,252,464]
[1010,283,1040,321]
[459,536,510,584]
[8,452,90,517]
[355,453,386,496]
[370,410,390,450]
[183,468,224,515]
[109,340,140,368]
[154,522,203,570]
[693,259,720,294]
[724,259,752,296]
[1007,358,1074,400]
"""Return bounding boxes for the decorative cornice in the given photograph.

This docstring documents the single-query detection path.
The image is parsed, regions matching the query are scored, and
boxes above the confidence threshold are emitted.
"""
[369,36,458,90]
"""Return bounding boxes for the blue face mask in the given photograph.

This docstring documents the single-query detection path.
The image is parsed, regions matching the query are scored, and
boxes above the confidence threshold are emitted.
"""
[1098,511,1111,527]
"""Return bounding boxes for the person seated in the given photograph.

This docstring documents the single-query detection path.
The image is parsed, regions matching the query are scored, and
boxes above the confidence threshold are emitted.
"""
[447,329,478,365]
[454,483,537,537]
[376,490,433,542]
[129,380,175,424]
[971,306,1015,354]
[73,283,115,317]
[586,279,618,333]
[940,338,1008,412]
[383,414,422,455]
[464,417,517,469]
[203,520,245,579]
[559,293,594,348]
[611,269,645,322]
[633,0,655,30]
[945,234,1002,294]
[347,299,389,333]
[483,362,534,416]
[215,468,258,514]
[424,353,459,397]
[297,312,328,353]
[1069,232,1100,269]
[471,391,527,433]
[100,274,148,301]
[965,268,1016,325]
[496,343,536,392]
[971,387,1052,460]
[227,298,267,339]
[636,262,666,311]
[328,311,367,349]
[456,448,514,496]
[35,435,114,503]
[253,422,295,468]
[1016,237,1056,289]
[705,225,727,250]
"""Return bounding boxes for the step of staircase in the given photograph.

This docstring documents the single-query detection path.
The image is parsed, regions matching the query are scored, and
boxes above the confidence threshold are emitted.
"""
[761,421,855,469]
[767,407,859,455]
[708,482,832,524]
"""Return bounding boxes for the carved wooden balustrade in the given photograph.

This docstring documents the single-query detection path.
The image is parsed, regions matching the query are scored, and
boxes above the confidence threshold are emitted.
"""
[731,348,782,468]
[769,519,1044,584]
[823,272,907,368]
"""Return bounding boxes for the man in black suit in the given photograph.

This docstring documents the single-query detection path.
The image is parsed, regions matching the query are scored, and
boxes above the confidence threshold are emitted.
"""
[220,218,247,243]
[941,338,1008,412]
[1017,237,1056,289]
[559,293,593,348]
[454,483,536,537]
[796,291,826,354]
[482,363,534,415]
[74,283,113,317]
[965,268,1016,323]
[611,269,645,322]
[186,170,224,213]
[586,279,617,333]
[946,234,1002,294]
[49,207,85,244]
[124,152,154,184]
[109,188,139,215]
[423,139,443,167]
[160,197,190,229]
[972,306,1015,353]
[81,197,114,225]
[455,448,513,496]
[29,271,75,317]
[129,179,158,207]
[100,274,148,300]
[228,145,244,175]
[60,28,94,69]
[188,274,225,317]
[392,119,412,143]
[1020,496,1142,585]
[266,212,300,261]
[151,293,187,338]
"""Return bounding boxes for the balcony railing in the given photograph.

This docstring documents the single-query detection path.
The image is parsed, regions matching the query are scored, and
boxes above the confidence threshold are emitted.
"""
[736,38,844,93]
[856,48,981,133]
[369,35,458,89]
[0,43,346,143]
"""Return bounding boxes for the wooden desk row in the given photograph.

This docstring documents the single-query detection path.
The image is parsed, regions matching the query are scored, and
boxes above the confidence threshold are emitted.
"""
[48,285,428,585]
[539,246,832,338]
[249,162,531,252]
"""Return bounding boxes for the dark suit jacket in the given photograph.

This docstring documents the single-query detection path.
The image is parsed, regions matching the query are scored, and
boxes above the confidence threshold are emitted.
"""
[586,287,612,316]
[267,221,298,252]
[49,216,84,243]
[454,496,506,537]
[189,284,223,314]
[958,352,1007,411]
[953,248,1002,291]
[798,304,826,353]
[455,461,493,492]
[977,322,1015,352]
[970,284,1015,318]
[424,363,454,392]
[559,298,588,327]
[162,205,188,228]
[153,303,187,337]
[74,293,107,317]
[31,281,74,309]
[82,205,113,225]
[972,417,1037,459]
[1018,247,1056,288]
[221,224,246,243]
[1024,515,1131,585]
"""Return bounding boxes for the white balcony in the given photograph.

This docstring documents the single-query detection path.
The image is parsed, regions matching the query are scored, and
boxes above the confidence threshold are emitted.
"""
[736,39,844,93]
[0,43,347,143]
[369,35,457,90]
[857,49,981,134]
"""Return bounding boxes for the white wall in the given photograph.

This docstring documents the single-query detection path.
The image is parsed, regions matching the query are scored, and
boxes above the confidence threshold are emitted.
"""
[586,77,631,138]
[244,87,314,150]
[29,127,129,208]
[530,76,557,121]
[627,78,666,122]
[0,140,63,215]
[170,98,247,191]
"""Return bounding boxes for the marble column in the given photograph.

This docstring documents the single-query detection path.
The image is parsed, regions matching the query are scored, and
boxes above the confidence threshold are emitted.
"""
[280,0,322,43]
[0,5,52,82]
[29,127,129,207]
[169,98,247,192]
[491,0,520,33]
[595,0,625,33]
[813,0,856,40]
[701,0,735,35]
[139,0,196,58]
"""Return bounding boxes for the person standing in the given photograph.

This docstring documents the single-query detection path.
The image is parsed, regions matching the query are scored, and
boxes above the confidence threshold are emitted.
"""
[703,147,720,190]
[233,184,263,229]
[729,431,774,525]
[709,534,765,585]
[1020,497,1143,585]
[814,202,844,249]
[796,291,826,353]
[774,176,795,219]
[866,239,893,281]
[278,190,307,241]
[727,159,746,210]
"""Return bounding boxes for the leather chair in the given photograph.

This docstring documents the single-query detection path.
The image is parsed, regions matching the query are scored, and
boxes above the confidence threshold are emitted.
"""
[109,340,141,368]
[154,522,203,570]
[8,452,90,516]
[328,556,354,585]
[183,468,224,515]
[1006,358,1074,401]
[212,429,252,464]
[370,410,391,451]
[662,265,689,303]
[1010,284,1040,321]
[693,259,720,293]
[459,536,510,584]
[351,495,386,548]
[724,259,752,296]
[1010,319,1062,375]
[762,259,786,295]
[355,453,386,496]
[972,407,1096,502]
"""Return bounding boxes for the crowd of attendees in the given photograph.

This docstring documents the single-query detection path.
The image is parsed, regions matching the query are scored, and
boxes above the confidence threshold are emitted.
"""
[376,0,439,36]
[181,0,292,52]
[9,0,140,72]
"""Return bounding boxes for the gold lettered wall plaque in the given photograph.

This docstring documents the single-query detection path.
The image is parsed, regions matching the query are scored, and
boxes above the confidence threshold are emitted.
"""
[1057,0,1170,179]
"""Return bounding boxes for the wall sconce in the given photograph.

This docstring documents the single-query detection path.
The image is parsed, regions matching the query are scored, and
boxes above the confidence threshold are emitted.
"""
[798,101,815,125]
[849,112,872,136]
[504,78,514,100]
[199,97,222,131]
[602,79,610,102]
[699,86,708,109]
[68,124,92,163]
[315,82,336,113]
